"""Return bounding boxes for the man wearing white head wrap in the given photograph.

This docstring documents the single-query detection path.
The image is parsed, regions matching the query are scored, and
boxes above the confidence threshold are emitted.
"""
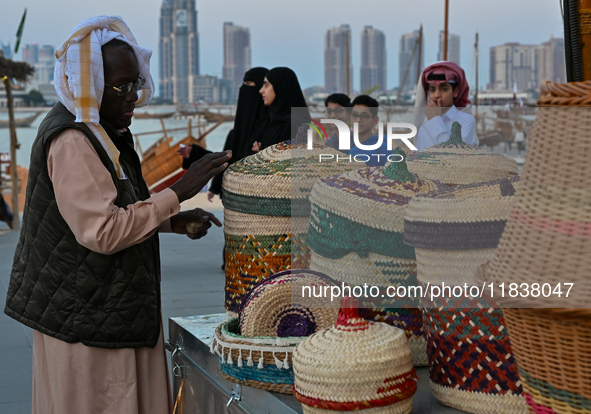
[5,16,231,414]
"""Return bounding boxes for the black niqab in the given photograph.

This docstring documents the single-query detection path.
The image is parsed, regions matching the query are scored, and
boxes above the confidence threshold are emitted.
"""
[259,67,310,149]
[232,67,269,160]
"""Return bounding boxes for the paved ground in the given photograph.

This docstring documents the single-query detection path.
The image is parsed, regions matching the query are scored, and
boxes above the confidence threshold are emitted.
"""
[0,193,226,413]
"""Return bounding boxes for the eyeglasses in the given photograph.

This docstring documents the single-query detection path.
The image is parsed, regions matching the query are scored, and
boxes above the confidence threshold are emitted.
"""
[350,111,374,121]
[325,107,347,116]
[105,77,146,96]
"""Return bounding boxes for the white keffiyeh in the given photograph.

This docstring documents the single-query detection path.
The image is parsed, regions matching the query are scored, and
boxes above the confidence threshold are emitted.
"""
[54,16,154,179]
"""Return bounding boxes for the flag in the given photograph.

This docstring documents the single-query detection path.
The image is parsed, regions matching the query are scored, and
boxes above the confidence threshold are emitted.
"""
[14,8,27,55]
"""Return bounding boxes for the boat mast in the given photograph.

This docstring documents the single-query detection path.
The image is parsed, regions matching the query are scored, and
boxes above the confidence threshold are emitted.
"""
[474,32,479,108]
[443,0,449,61]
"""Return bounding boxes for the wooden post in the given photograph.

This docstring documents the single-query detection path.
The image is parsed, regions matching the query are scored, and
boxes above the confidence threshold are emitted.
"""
[2,75,20,229]
[444,0,449,61]
[581,0,591,80]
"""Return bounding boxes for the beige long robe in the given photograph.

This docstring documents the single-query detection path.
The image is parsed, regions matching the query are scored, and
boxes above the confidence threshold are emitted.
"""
[32,128,182,414]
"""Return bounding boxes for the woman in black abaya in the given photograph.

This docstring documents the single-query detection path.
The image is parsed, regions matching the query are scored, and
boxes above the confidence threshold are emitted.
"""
[253,67,310,152]
[178,66,269,200]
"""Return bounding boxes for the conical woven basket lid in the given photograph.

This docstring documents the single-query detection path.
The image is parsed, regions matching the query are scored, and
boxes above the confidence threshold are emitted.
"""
[238,270,339,338]
[404,176,520,250]
[406,121,518,185]
[307,147,438,259]
[292,297,416,410]
[482,81,591,309]
[222,141,365,217]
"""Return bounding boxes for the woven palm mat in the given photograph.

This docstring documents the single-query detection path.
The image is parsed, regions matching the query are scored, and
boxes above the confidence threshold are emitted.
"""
[406,121,518,185]
[222,141,365,217]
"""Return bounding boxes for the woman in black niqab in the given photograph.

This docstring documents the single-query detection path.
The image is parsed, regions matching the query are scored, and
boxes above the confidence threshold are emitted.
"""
[254,67,310,151]
[180,66,269,196]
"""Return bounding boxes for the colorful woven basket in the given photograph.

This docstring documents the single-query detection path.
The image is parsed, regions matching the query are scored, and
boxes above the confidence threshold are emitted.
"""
[406,121,519,185]
[307,148,438,367]
[223,141,364,312]
[238,270,339,338]
[481,81,591,414]
[293,297,416,414]
[213,270,340,394]
[404,177,527,414]
[211,318,303,394]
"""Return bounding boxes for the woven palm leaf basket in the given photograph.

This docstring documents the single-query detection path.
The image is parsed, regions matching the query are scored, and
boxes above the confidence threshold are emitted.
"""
[222,141,364,312]
[406,122,519,185]
[481,81,591,414]
[307,147,438,367]
[404,177,527,414]
[211,270,340,394]
[293,297,416,414]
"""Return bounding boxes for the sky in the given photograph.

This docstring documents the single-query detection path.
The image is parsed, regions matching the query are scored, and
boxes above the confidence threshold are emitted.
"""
[0,0,565,93]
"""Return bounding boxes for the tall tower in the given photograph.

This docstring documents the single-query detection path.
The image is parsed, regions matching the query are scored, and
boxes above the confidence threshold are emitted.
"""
[538,36,566,86]
[222,22,251,102]
[360,26,386,94]
[324,25,353,94]
[437,31,460,65]
[159,0,200,103]
[398,30,424,95]
[489,43,538,91]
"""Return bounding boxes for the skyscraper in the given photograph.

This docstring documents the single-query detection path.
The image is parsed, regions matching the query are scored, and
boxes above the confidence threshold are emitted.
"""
[437,31,460,65]
[360,26,386,94]
[399,30,424,95]
[325,25,353,94]
[538,36,566,85]
[34,45,55,84]
[222,22,251,102]
[22,43,39,66]
[159,0,200,103]
[489,43,538,91]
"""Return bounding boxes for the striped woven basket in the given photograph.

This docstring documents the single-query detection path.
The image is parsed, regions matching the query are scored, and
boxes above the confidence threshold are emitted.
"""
[238,270,339,338]
[404,177,527,414]
[307,148,438,367]
[293,297,416,414]
[211,318,303,394]
[481,81,591,414]
[406,121,519,185]
[223,141,364,312]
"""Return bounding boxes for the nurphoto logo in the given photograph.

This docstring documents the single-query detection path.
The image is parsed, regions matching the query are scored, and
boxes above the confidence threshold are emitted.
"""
[307,119,418,163]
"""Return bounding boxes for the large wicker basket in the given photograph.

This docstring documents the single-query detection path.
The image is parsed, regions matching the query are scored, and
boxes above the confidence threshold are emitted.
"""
[222,141,364,312]
[405,122,519,185]
[482,81,591,414]
[307,148,438,367]
[403,177,527,414]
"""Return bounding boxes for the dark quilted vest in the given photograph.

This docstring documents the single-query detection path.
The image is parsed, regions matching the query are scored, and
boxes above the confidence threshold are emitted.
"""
[4,103,161,348]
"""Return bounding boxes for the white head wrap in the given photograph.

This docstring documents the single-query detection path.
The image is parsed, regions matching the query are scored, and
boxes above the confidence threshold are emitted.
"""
[54,16,154,179]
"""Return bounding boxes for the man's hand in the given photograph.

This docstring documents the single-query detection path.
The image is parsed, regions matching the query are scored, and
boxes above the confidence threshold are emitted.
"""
[425,98,442,120]
[207,191,215,202]
[252,141,261,152]
[170,151,232,203]
[170,208,222,240]
[176,143,193,159]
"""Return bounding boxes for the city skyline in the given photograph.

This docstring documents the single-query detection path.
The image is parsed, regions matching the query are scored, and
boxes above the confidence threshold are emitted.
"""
[1,0,564,93]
